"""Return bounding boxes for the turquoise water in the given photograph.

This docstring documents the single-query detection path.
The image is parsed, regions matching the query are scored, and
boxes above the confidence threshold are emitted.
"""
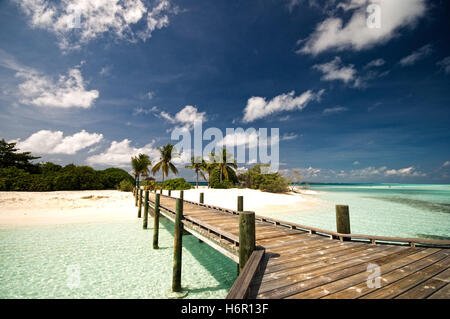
[262,184,450,240]
[0,218,236,298]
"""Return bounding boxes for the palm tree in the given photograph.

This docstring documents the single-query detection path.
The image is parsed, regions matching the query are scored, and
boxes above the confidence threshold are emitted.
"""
[204,152,218,188]
[151,143,179,183]
[215,149,237,182]
[131,153,152,185]
[185,156,207,189]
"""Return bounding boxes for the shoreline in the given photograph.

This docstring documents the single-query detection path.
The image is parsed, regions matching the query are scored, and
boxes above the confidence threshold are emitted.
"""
[0,188,320,228]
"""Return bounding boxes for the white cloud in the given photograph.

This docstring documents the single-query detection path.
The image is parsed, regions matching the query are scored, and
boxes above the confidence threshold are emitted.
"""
[99,66,112,76]
[353,161,360,165]
[441,161,450,168]
[281,133,298,141]
[158,105,206,131]
[132,106,158,115]
[437,57,450,74]
[313,57,357,83]
[242,89,324,123]
[364,58,385,69]
[16,66,99,108]
[16,130,103,155]
[86,139,159,167]
[14,0,175,51]
[297,0,427,55]
[323,106,349,115]
[385,166,426,177]
[399,44,433,66]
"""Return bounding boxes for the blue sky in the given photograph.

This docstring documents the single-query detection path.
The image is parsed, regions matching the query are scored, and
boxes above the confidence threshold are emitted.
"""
[0,0,449,183]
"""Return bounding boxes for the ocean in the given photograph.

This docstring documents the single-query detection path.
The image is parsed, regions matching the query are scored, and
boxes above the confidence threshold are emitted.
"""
[260,183,450,240]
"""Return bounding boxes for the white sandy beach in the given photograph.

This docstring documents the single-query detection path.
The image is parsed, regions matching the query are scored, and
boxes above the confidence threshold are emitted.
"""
[0,187,320,227]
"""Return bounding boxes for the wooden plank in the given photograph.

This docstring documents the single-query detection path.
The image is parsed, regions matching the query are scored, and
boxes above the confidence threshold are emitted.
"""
[255,246,409,298]
[289,248,441,299]
[361,256,450,299]
[395,267,450,299]
[227,249,265,299]
[427,282,450,299]
[257,246,420,299]
[324,249,449,299]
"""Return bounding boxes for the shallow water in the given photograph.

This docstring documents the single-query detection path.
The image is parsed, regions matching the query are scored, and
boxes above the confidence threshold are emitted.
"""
[0,218,236,299]
[260,184,450,240]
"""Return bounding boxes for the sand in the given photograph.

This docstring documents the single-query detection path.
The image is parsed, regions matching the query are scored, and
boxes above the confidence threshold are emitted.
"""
[0,188,320,227]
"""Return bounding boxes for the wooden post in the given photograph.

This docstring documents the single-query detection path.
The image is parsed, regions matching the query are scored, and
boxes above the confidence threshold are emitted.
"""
[168,189,171,197]
[153,193,160,249]
[172,198,183,292]
[199,192,204,204]
[238,211,255,274]
[179,190,184,200]
[143,190,149,229]
[336,205,351,239]
[237,196,243,212]
[137,189,142,218]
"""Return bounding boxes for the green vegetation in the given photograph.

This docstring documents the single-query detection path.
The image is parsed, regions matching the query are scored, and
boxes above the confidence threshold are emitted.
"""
[185,156,206,188]
[131,153,152,185]
[118,179,134,192]
[237,164,289,193]
[151,143,179,184]
[209,166,238,189]
[0,139,134,192]
[161,178,193,190]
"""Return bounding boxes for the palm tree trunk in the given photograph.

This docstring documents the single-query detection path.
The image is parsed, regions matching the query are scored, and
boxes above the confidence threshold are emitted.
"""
[196,171,199,189]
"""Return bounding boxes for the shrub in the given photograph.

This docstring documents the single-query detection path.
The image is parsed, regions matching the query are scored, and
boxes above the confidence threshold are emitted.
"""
[237,164,289,193]
[209,166,237,189]
[99,168,134,189]
[118,179,134,192]
[211,180,234,189]
[161,178,193,190]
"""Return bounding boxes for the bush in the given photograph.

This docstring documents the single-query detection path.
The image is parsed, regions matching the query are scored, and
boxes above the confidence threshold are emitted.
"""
[209,166,237,189]
[161,178,193,190]
[211,180,234,189]
[99,168,134,189]
[237,164,289,193]
[118,179,134,192]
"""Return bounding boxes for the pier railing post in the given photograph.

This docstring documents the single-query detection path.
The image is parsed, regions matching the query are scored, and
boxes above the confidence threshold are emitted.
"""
[179,190,184,200]
[137,189,143,218]
[153,193,160,249]
[143,190,149,229]
[199,192,204,204]
[238,211,255,274]
[336,205,351,240]
[237,196,243,212]
[172,198,184,292]
[168,189,171,197]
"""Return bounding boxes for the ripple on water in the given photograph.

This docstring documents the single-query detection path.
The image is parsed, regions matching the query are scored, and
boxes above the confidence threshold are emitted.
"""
[0,218,236,299]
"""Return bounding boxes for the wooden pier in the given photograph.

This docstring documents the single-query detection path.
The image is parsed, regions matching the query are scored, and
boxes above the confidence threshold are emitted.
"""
[137,189,450,299]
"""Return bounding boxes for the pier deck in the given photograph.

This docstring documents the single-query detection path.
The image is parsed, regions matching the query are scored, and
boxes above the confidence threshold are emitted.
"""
[147,192,450,299]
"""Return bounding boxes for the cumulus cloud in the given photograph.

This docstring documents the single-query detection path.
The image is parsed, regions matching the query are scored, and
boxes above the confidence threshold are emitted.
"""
[350,165,426,177]
[313,57,357,83]
[86,139,159,167]
[13,0,176,51]
[133,106,158,115]
[16,66,99,108]
[297,0,427,55]
[242,89,324,123]
[281,133,298,141]
[441,161,450,168]
[157,105,206,131]
[16,130,103,155]
[436,57,450,74]
[399,44,433,66]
